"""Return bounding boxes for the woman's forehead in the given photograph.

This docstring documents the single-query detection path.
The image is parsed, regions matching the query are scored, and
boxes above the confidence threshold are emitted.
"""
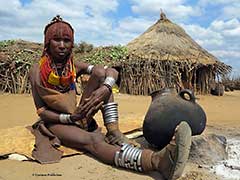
[45,21,74,45]
[52,32,72,39]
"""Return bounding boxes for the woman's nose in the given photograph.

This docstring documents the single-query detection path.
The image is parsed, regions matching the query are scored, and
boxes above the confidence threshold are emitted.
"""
[59,41,65,49]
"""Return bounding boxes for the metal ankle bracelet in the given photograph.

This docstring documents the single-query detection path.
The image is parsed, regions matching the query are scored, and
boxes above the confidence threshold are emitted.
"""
[114,143,143,172]
[102,102,118,125]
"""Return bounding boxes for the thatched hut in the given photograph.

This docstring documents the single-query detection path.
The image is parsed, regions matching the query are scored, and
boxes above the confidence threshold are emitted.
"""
[118,12,231,95]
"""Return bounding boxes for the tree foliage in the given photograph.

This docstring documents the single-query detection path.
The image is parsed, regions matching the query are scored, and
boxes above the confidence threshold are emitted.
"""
[76,45,128,65]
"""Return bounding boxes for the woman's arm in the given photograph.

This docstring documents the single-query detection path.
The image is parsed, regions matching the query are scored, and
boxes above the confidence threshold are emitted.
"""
[29,64,66,124]
[74,58,118,80]
[105,67,118,81]
[74,61,91,78]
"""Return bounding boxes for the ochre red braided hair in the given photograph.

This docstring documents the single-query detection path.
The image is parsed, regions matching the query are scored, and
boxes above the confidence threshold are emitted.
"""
[43,15,74,56]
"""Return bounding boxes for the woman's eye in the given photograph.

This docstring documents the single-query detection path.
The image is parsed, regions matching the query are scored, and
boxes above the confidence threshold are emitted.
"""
[64,38,71,43]
[53,38,61,42]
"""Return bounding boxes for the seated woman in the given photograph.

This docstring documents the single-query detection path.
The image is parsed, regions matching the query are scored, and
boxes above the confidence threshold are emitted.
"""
[29,15,192,180]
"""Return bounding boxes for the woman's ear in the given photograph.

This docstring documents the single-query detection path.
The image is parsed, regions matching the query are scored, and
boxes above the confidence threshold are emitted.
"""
[44,44,50,54]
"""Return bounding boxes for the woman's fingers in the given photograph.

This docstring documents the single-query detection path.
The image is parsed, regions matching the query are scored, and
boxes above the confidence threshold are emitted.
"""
[75,118,88,130]
[86,101,104,118]
[80,97,92,111]
[81,95,103,115]
[81,94,97,111]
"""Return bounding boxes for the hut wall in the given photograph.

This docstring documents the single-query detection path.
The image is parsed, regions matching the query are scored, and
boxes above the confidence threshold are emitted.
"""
[119,59,177,95]
[195,66,215,94]
[119,58,216,95]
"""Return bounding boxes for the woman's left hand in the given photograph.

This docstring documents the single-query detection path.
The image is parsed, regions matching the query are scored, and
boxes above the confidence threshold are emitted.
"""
[77,85,111,118]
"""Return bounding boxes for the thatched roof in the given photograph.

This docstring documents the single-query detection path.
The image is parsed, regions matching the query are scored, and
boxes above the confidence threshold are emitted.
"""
[127,12,222,65]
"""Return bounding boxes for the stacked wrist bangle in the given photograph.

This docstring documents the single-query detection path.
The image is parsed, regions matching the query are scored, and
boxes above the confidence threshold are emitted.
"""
[86,65,94,74]
[103,76,116,92]
[59,114,73,124]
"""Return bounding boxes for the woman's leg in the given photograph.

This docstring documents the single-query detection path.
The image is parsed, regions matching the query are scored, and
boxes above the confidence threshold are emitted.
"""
[48,122,192,179]
[113,121,192,179]
[77,67,128,145]
[80,65,112,104]
[48,124,119,164]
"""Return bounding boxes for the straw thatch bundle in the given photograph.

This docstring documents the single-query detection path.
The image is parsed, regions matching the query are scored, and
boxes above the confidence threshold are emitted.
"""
[119,12,231,95]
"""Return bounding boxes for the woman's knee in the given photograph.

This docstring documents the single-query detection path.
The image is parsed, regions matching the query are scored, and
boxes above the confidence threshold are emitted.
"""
[91,65,106,82]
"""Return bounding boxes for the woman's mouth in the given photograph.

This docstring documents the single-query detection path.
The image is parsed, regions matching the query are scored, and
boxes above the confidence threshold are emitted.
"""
[58,52,65,56]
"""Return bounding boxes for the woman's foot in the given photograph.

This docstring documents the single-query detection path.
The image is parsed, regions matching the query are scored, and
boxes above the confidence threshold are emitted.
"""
[105,129,140,147]
[152,121,192,180]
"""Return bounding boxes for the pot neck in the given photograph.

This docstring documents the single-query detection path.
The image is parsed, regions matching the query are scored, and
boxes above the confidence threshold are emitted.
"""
[150,88,176,100]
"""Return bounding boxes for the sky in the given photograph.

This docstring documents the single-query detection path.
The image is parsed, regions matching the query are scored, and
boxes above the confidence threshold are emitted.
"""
[0,0,240,75]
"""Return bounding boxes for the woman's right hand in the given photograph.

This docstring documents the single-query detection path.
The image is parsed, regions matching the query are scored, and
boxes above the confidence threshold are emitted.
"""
[70,113,83,122]
[70,113,89,130]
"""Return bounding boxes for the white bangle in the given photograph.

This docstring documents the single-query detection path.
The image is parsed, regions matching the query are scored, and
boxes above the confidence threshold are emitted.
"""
[59,114,72,124]
[103,76,116,88]
[86,65,94,74]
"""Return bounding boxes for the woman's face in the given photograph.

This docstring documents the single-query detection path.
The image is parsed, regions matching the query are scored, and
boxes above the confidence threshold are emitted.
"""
[49,37,72,63]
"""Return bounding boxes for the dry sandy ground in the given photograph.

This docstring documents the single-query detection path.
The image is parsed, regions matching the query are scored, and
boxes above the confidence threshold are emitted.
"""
[0,91,240,180]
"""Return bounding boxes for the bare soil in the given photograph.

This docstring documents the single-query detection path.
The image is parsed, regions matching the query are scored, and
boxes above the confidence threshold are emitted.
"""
[0,91,240,180]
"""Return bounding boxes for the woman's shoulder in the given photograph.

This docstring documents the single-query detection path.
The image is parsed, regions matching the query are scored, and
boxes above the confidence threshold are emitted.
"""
[29,63,40,82]
[74,60,89,75]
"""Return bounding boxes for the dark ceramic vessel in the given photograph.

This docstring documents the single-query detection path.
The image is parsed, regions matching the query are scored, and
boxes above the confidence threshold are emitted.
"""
[143,88,206,149]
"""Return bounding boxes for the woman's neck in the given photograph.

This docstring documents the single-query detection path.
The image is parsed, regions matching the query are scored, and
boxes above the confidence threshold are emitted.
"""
[52,57,68,65]
[47,52,70,65]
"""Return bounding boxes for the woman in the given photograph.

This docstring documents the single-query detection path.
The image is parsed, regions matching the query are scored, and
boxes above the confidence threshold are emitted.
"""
[29,15,192,180]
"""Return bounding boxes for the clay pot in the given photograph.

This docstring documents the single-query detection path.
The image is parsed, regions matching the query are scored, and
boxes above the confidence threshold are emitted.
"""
[143,88,206,149]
